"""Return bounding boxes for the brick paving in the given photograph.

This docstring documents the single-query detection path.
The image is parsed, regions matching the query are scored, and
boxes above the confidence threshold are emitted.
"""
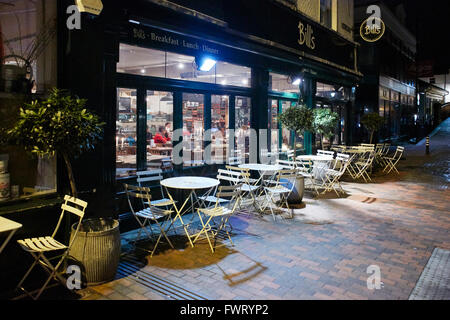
[79,124,450,301]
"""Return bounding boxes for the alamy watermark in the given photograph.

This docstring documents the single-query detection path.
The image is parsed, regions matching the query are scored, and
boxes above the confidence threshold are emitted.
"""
[366,265,383,290]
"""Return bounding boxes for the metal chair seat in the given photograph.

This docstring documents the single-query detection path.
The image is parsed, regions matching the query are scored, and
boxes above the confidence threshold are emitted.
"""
[199,195,230,204]
[199,206,232,217]
[18,237,67,253]
[264,185,291,194]
[148,198,176,207]
[240,184,259,192]
[136,207,173,220]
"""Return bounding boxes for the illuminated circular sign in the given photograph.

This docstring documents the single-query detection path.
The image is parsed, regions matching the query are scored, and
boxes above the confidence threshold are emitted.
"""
[360,17,385,42]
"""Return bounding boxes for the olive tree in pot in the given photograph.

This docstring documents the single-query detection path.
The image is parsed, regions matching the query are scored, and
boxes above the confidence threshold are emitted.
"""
[361,112,385,144]
[279,104,314,204]
[7,88,120,286]
[313,108,340,150]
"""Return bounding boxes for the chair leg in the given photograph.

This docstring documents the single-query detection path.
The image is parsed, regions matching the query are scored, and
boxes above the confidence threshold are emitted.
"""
[16,252,42,293]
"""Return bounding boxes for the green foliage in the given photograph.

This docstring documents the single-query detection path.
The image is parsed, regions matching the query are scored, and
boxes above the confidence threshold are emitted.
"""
[361,112,385,132]
[313,108,339,139]
[7,88,104,158]
[279,104,314,135]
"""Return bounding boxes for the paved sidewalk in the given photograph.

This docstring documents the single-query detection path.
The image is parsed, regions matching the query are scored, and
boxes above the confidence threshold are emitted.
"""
[79,122,450,301]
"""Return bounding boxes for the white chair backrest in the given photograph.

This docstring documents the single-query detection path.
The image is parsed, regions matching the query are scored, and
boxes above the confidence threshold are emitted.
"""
[317,150,335,157]
[53,195,88,240]
[276,159,296,170]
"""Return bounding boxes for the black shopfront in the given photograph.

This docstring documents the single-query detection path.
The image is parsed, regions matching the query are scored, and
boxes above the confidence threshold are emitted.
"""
[57,0,361,218]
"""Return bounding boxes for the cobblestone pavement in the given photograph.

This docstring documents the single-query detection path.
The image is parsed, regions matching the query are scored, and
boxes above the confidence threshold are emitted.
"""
[79,123,450,301]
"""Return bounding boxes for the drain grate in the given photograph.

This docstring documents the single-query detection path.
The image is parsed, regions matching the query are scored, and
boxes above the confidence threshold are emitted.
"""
[116,256,208,300]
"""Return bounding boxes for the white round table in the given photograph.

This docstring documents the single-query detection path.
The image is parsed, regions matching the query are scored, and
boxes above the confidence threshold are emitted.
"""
[161,176,220,247]
[161,176,220,190]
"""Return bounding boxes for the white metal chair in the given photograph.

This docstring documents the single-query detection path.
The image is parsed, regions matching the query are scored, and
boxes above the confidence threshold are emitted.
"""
[193,184,242,253]
[124,184,174,257]
[16,195,88,300]
[350,151,376,182]
[261,169,298,221]
[322,154,350,196]
[382,146,404,174]
[136,170,176,208]
[225,166,259,208]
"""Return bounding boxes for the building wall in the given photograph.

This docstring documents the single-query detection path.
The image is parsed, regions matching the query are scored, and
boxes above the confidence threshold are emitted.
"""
[296,0,320,21]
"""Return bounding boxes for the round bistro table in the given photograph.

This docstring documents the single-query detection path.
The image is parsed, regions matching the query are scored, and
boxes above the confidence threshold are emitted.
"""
[161,177,220,247]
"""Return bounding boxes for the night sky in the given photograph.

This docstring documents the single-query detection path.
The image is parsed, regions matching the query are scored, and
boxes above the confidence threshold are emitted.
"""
[399,0,450,74]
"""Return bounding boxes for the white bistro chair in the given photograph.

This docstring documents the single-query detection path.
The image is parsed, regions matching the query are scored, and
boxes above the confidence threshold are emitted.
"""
[382,146,404,174]
[136,170,176,208]
[194,184,242,253]
[124,184,174,257]
[16,195,88,300]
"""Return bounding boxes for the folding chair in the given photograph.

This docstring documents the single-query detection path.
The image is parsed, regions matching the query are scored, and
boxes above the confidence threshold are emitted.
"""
[225,166,259,208]
[382,146,404,174]
[322,154,350,196]
[16,195,88,300]
[261,169,298,221]
[351,151,376,182]
[124,184,174,257]
[193,184,242,253]
[199,169,243,205]
[136,170,176,208]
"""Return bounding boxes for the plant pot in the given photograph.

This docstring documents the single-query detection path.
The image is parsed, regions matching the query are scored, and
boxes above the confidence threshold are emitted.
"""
[69,218,121,286]
[287,175,305,204]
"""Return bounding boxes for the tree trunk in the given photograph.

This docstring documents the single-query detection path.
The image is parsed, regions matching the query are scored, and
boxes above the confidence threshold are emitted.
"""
[63,153,77,198]
[370,131,374,144]
[320,134,324,150]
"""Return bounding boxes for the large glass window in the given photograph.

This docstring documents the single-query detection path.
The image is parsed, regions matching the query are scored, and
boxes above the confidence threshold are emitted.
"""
[118,44,251,87]
[183,93,205,167]
[116,88,137,178]
[146,91,173,171]
[269,73,299,93]
[211,95,229,163]
[235,96,251,163]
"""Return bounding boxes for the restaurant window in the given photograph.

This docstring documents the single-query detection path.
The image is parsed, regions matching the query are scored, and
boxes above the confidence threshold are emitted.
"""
[235,96,251,163]
[281,101,299,151]
[146,91,173,171]
[211,95,229,163]
[216,62,251,87]
[118,44,251,87]
[269,100,279,153]
[183,93,205,167]
[116,88,137,178]
[269,73,299,93]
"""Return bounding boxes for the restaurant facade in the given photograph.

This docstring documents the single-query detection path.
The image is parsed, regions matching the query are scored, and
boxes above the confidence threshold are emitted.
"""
[0,0,361,221]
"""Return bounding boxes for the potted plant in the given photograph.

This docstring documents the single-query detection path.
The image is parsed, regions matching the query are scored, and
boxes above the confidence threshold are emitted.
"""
[7,88,120,286]
[361,112,385,144]
[313,108,340,150]
[279,104,314,204]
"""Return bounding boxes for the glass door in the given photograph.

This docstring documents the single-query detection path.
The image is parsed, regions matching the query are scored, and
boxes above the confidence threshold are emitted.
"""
[116,88,137,178]
[182,93,205,167]
[146,90,174,171]
[211,95,229,164]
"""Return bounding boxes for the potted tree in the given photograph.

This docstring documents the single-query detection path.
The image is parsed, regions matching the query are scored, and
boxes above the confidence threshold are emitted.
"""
[7,88,120,286]
[361,112,385,144]
[313,108,340,150]
[279,104,314,204]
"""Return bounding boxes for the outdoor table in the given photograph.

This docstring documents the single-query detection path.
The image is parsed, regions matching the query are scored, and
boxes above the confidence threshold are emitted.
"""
[160,177,220,247]
[238,164,284,212]
[0,216,22,256]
